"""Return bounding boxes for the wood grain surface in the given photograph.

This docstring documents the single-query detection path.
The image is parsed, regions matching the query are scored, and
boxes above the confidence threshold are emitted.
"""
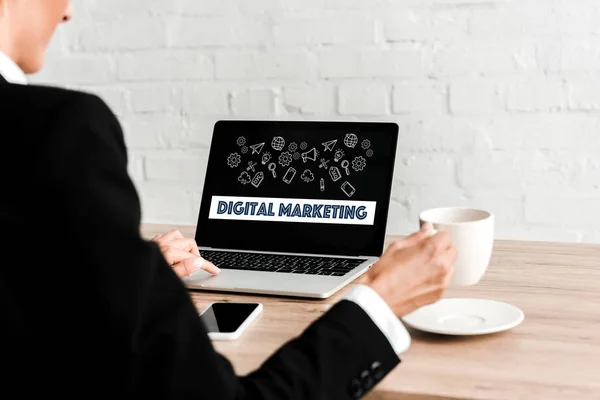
[142,223,600,400]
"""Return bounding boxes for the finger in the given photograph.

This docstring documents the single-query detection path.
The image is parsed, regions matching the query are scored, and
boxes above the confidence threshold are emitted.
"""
[420,222,434,233]
[424,230,453,254]
[172,257,220,278]
[159,229,185,242]
[164,238,201,257]
[195,258,220,275]
[151,234,161,242]
[171,263,191,278]
[437,245,458,278]
[161,247,197,266]
[386,229,430,254]
[420,241,457,286]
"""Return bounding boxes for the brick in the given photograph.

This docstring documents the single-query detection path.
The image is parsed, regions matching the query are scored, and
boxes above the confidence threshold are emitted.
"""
[176,117,219,148]
[470,3,600,39]
[282,0,397,11]
[136,182,198,224]
[383,10,430,42]
[450,80,503,115]
[567,77,600,110]
[230,89,276,116]
[167,17,271,47]
[571,155,600,192]
[131,85,174,113]
[486,114,600,151]
[117,50,213,81]
[120,115,186,149]
[525,191,600,228]
[215,51,317,80]
[126,151,145,182]
[77,18,166,51]
[83,0,175,19]
[433,41,537,78]
[463,191,525,227]
[434,0,506,3]
[537,40,600,73]
[392,185,468,224]
[385,199,411,236]
[320,48,425,79]
[176,85,230,116]
[458,150,583,189]
[470,5,550,38]
[397,115,492,152]
[394,153,456,186]
[338,82,389,116]
[393,83,446,114]
[164,0,239,16]
[506,77,566,112]
[581,231,600,244]
[177,0,282,15]
[273,18,376,45]
[282,85,336,114]
[145,150,209,184]
[32,54,115,85]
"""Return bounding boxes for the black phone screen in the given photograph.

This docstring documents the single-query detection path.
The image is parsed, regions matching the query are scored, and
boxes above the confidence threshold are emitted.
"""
[200,303,260,333]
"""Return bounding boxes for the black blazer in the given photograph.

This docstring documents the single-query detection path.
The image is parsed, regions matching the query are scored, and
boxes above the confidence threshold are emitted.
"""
[0,75,399,399]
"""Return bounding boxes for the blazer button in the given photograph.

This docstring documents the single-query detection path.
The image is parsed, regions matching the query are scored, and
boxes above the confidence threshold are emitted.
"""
[371,361,384,381]
[360,369,374,390]
[348,378,363,399]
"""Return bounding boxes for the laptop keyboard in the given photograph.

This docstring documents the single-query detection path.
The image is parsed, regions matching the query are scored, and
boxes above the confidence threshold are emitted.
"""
[199,250,367,277]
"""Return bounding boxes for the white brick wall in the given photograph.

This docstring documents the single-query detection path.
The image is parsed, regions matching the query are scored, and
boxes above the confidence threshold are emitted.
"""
[30,0,600,243]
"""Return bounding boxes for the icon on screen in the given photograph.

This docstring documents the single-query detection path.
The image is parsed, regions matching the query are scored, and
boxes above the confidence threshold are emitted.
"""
[251,172,265,188]
[283,167,297,184]
[322,139,338,152]
[250,142,265,154]
[301,148,318,163]
[341,181,356,197]
[329,166,342,182]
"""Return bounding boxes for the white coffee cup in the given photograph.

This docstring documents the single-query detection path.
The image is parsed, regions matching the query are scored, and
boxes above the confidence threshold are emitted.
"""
[419,207,494,286]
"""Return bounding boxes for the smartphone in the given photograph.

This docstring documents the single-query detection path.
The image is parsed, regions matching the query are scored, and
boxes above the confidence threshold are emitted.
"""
[199,302,263,341]
[283,167,296,184]
[340,181,356,197]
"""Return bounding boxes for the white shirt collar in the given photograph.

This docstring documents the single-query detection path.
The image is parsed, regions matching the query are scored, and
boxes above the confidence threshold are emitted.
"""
[0,51,28,85]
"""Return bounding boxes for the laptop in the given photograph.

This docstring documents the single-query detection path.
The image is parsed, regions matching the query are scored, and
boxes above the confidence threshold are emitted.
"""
[183,120,399,299]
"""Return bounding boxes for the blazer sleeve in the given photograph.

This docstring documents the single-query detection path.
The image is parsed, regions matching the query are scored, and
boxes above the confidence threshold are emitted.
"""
[51,92,400,400]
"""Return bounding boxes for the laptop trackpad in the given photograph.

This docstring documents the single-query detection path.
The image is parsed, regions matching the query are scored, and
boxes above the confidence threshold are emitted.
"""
[184,270,275,287]
[183,269,329,291]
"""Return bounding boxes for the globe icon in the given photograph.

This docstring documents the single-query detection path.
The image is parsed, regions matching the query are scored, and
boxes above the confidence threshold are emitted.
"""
[344,133,358,148]
[271,136,286,151]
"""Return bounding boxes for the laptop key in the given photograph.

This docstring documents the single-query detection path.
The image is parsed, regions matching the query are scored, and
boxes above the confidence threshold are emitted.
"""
[329,268,354,274]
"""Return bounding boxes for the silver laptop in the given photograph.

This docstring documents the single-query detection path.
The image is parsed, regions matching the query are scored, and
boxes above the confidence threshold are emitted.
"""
[183,120,399,299]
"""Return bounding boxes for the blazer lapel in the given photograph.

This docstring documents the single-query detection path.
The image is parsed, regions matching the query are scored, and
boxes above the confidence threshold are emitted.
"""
[0,74,8,84]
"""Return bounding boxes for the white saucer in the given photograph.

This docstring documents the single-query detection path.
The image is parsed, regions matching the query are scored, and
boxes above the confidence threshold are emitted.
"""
[401,298,524,336]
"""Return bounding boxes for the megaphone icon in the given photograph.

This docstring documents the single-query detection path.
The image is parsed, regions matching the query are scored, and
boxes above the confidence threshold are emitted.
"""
[301,148,318,163]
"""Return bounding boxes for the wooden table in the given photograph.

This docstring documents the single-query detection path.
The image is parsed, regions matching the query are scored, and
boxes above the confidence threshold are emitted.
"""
[142,224,600,400]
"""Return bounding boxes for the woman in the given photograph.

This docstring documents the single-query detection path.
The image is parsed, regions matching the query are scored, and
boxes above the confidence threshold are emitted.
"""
[0,0,219,278]
[0,1,456,398]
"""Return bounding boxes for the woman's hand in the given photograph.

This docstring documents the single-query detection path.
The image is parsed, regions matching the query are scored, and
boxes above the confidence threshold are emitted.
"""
[364,222,457,318]
[151,229,220,278]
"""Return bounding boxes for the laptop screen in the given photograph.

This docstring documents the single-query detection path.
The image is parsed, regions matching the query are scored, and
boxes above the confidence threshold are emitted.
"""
[195,120,399,257]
